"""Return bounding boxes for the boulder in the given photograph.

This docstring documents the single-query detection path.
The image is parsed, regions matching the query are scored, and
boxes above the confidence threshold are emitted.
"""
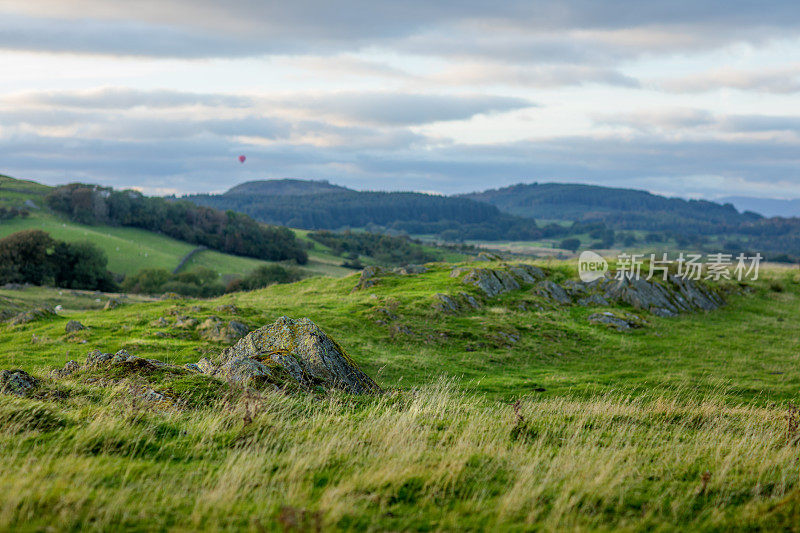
[475,251,502,261]
[205,316,380,394]
[602,275,724,316]
[198,317,250,343]
[355,266,388,290]
[215,304,240,314]
[535,280,572,305]
[174,316,199,329]
[65,320,85,333]
[588,312,644,332]
[8,307,56,325]
[395,264,428,275]
[0,369,38,397]
[103,298,122,310]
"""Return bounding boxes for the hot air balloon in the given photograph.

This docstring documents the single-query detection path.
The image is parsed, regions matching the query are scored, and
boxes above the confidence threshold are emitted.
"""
[238,155,246,163]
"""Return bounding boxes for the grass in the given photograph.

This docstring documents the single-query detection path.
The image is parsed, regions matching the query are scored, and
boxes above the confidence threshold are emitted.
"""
[1,256,800,529]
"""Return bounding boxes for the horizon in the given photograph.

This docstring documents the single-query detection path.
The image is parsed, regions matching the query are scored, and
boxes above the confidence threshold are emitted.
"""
[2,2,800,200]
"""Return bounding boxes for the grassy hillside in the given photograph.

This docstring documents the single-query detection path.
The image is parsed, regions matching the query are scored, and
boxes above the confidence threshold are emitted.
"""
[0,175,351,278]
[1,259,799,529]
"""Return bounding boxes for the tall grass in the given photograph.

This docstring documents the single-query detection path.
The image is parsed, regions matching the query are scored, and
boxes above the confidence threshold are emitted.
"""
[1,378,797,530]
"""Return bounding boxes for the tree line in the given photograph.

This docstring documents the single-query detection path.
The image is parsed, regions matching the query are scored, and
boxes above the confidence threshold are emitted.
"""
[46,183,308,264]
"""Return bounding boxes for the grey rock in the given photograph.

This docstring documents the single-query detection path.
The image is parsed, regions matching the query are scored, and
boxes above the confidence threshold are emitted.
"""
[535,280,572,305]
[197,317,250,343]
[588,312,642,332]
[210,316,380,393]
[395,264,428,275]
[65,320,85,333]
[152,317,169,327]
[8,307,56,325]
[462,268,519,298]
[354,266,388,290]
[459,292,481,309]
[476,251,502,261]
[433,293,460,313]
[215,304,240,314]
[562,280,588,297]
[508,264,545,284]
[216,357,273,387]
[577,294,610,307]
[103,298,122,310]
[0,369,38,397]
[174,316,199,329]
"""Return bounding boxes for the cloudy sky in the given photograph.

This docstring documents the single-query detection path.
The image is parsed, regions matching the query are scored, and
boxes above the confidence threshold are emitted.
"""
[1,1,800,199]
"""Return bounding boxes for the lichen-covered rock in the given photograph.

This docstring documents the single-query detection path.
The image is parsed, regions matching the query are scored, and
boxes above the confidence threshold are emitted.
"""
[462,268,519,298]
[103,298,122,310]
[395,264,428,275]
[535,280,572,305]
[8,307,56,325]
[198,317,250,343]
[210,316,380,394]
[577,294,610,307]
[588,312,646,332]
[602,275,724,316]
[433,293,460,313]
[562,280,588,297]
[65,320,85,333]
[215,304,240,314]
[0,369,38,396]
[53,360,80,377]
[459,292,481,309]
[355,266,389,290]
[174,316,199,329]
[214,357,273,387]
[508,264,545,284]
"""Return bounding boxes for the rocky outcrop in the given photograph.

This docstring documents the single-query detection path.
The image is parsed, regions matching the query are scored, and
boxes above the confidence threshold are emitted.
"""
[197,316,380,394]
[603,275,724,317]
[0,369,38,396]
[461,268,520,298]
[355,266,388,290]
[508,264,545,284]
[535,280,572,305]
[433,293,460,313]
[8,307,56,325]
[197,317,250,343]
[65,320,85,333]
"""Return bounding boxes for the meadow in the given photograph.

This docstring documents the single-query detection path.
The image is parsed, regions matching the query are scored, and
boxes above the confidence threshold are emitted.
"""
[1,260,799,530]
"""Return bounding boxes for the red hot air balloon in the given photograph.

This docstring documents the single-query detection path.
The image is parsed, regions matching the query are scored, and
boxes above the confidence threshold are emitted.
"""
[238,155,246,163]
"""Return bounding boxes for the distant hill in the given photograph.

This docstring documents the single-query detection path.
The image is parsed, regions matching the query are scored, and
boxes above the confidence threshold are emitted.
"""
[225,179,349,197]
[461,182,762,233]
[185,180,552,241]
[720,196,800,218]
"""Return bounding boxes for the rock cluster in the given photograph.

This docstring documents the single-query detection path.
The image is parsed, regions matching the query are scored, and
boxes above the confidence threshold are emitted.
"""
[588,312,646,332]
[602,275,724,317]
[197,317,250,343]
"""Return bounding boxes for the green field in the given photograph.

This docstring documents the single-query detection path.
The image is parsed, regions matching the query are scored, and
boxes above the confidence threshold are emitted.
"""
[1,259,800,530]
[0,176,352,279]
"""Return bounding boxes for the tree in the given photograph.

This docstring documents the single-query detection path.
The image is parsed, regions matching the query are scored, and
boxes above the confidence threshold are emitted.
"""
[0,230,55,285]
[559,238,581,253]
[52,241,117,291]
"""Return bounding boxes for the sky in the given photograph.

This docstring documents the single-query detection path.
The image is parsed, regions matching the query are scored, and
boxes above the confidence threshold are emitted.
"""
[1,1,800,199]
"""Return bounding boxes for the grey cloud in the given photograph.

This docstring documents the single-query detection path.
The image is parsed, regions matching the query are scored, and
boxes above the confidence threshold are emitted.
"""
[14,87,254,109]
[5,125,800,198]
[3,1,800,61]
[659,66,800,94]
[291,93,534,126]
